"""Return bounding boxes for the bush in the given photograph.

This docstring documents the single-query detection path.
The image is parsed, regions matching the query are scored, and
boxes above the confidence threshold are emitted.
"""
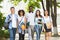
[4,30,10,38]
[0,12,5,29]
[0,30,4,37]
[0,12,9,40]
[0,30,9,38]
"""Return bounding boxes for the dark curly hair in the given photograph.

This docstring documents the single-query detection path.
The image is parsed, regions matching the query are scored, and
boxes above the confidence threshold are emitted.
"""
[18,10,25,16]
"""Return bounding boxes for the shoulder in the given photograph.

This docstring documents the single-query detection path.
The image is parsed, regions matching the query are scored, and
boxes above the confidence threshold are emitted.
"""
[23,16,26,18]
[14,14,18,18]
[25,13,29,16]
[48,16,52,18]
[43,16,45,19]
[7,14,11,17]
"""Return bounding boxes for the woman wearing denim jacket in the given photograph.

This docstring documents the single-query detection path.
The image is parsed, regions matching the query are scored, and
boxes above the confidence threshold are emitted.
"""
[34,10,44,40]
[18,10,26,40]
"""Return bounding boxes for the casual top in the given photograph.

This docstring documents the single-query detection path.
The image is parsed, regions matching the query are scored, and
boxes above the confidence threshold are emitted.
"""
[12,14,17,28]
[26,12,35,25]
[18,16,25,25]
[18,16,25,34]
[43,16,52,24]
[5,14,18,29]
[35,17,44,26]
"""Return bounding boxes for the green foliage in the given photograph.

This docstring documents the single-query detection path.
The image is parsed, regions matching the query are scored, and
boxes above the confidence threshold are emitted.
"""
[52,0,60,8]
[11,0,22,6]
[36,0,41,2]
[57,2,60,8]
[4,30,10,38]
[0,12,9,38]
[0,30,4,37]
[10,0,41,12]
[0,0,3,8]
[0,12,5,29]
[25,0,41,12]
[57,5,60,8]
[0,0,3,3]
[23,0,27,3]
[0,30,9,38]
[0,6,2,7]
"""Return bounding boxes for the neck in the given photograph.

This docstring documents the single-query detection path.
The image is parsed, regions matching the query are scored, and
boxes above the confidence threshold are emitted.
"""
[38,16,40,17]
[45,15,48,17]
[11,13,14,14]
[29,11,33,13]
[46,15,48,16]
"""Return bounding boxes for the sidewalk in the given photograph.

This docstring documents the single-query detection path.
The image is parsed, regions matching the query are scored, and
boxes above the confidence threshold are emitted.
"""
[14,33,60,40]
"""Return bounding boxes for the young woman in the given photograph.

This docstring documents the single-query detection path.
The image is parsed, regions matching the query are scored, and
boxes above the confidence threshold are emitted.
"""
[18,10,26,40]
[44,10,52,40]
[34,10,44,40]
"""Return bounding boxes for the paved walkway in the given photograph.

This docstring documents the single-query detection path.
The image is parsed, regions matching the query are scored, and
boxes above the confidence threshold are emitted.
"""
[10,33,60,40]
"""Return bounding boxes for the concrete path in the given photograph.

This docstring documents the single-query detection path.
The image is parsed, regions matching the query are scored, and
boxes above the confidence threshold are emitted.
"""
[14,33,60,40]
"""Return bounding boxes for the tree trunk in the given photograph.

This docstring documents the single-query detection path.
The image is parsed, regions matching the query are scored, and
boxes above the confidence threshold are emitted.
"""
[46,0,50,16]
[49,0,58,36]
[50,0,58,36]
[53,0,58,36]
[41,0,45,11]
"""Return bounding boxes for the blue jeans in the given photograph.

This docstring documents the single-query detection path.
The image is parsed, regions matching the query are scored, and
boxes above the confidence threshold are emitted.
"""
[9,28,16,40]
[35,25,42,40]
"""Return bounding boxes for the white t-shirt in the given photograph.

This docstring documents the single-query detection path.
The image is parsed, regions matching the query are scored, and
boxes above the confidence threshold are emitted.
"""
[18,16,25,24]
[44,16,52,24]
[11,14,17,28]
[26,12,35,25]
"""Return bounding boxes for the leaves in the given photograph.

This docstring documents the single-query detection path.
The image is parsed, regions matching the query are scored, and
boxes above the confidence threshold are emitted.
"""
[0,6,2,7]
[23,0,27,3]
[25,0,41,12]
[36,0,41,2]
[11,0,22,6]
[0,12,5,29]
[57,2,60,8]
[0,0,3,3]
[10,0,41,11]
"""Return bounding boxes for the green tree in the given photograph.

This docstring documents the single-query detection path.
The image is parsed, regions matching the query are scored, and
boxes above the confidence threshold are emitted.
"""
[10,0,41,11]
[0,0,3,8]
[0,12,5,30]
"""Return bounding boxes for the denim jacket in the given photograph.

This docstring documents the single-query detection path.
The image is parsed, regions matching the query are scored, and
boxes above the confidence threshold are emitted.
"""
[5,14,18,29]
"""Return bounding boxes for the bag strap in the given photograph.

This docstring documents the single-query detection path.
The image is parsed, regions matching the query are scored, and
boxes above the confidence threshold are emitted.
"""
[19,17,24,25]
[8,15,11,20]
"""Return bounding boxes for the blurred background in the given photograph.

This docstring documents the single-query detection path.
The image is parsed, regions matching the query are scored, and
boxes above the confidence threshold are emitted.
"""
[0,0,60,40]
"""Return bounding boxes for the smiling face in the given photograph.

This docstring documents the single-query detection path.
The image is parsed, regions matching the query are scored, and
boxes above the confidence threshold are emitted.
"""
[18,10,25,17]
[29,6,33,12]
[35,10,42,17]
[20,11,24,16]
[44,10,48,16]
[10,7,15,14]
[36,10,40,16]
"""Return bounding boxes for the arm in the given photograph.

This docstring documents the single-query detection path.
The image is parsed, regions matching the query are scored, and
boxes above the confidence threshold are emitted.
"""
[24,17,27,26]
[42,17,45,31]
[50,17,53,28]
